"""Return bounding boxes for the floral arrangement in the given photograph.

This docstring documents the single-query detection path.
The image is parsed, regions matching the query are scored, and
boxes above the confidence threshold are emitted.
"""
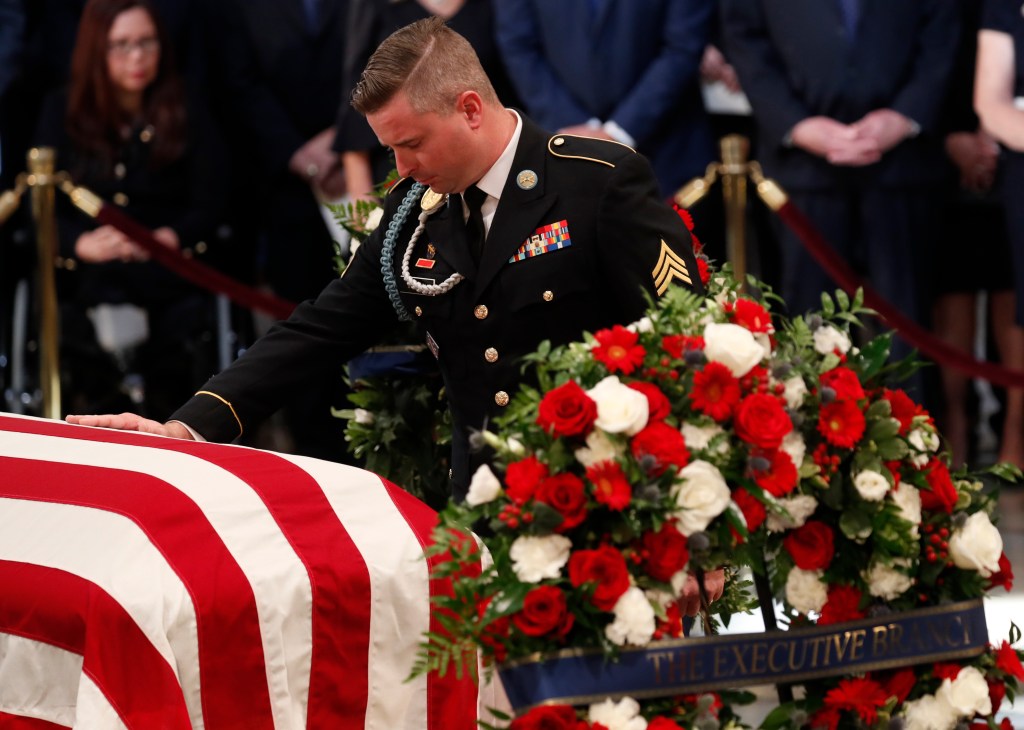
[414,261,1024,730]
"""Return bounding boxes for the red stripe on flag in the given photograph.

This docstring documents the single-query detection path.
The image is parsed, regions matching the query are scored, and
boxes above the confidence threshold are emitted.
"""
[381,480,479,730]
[0,712,72,729]
[0,416,375,729]
[0,561,191,729]
[0,458,273,729]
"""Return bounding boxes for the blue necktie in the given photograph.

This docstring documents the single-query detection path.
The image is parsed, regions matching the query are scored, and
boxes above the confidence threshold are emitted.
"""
[302,0,320,32]
[838,0,859,38]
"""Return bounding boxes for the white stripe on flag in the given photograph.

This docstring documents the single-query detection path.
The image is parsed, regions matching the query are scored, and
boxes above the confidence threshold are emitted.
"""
[283,455,431,730]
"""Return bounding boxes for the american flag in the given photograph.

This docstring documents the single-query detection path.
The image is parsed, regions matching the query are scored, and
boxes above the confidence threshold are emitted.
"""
[0,412,479,729]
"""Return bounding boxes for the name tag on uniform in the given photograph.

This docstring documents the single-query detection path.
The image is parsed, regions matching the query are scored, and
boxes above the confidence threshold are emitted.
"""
[509,220,572,263]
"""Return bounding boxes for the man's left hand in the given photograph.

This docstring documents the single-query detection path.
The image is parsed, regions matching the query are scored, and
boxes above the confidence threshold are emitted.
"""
[851,109,917,155]
[679,568,726,617]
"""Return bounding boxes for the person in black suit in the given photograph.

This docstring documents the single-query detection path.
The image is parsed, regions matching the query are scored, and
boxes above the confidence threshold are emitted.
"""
[719,1,959,346]
[69,17,704,504]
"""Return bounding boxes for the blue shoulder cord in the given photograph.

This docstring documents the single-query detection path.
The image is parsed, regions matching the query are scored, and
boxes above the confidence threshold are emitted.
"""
[380,181,425,322]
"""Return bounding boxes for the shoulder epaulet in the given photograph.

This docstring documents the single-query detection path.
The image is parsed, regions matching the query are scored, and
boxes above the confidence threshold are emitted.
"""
[547,134,637,168]
[385,176,411,196]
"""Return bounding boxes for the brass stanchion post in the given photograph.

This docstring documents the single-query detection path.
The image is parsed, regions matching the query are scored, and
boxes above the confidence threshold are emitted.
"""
[27,147,62,419]
[718,135,749,286]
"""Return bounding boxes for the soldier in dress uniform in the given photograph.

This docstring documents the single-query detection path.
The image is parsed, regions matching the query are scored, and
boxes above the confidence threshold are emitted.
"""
[68,17,705,503]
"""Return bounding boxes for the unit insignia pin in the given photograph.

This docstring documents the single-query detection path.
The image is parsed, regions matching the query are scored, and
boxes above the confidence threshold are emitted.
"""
[516,169,538,190]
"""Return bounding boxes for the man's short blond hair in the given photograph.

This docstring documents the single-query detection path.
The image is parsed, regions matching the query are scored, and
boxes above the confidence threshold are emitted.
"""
[351,16,499,116]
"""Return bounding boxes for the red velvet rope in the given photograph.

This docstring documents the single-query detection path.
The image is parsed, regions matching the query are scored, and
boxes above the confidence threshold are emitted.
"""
[95,203,296,321]
[775,200,1024,389]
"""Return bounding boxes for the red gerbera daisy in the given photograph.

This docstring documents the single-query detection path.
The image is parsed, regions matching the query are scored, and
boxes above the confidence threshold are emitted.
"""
[817,400,866,448]
[751,449,798,497]
[823,677,889,724]
[592,325,646,375]
[689,362,741,421]
[661,334,704,360]
[586,461,632,511]
[820,366,866,402]
[726,298,773,333]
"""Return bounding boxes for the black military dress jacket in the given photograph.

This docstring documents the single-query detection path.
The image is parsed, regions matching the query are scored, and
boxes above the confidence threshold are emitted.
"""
[171,115,704,499]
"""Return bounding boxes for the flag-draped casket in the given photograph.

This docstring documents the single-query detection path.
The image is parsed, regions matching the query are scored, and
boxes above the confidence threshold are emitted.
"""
[0,413,478,729]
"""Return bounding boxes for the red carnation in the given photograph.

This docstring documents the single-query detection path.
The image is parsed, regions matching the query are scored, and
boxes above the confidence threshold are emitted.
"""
[989,553,1015,592]
[823,677,889,724]
[820,366,866,402]
[512,585,574,638]
[751,449,798,497]
[648,719,685,730]
[732,487,766,533]
[642,520,690,582]
[727,298,773,333]
[661,333,704,360]
[882,667,917,703]
[510,705,579,730]
[783,520,835,570]
[586,461,632,511]
[734,393,792,449]
[817,399,866,449]
[592,325,646,375]
[689,361,741,421]
[933,663,962,681]
[818,584,865,625]
[631,421,690,476]
[696,256,711,285]
[996,640,1024,681]
[629,381,671,421]
[920,459,957,514]
[536,473,589,531]
[990,678,1007,713]
[883,388,921,435]
[537,380,597,438]
[505,456,548,504]
[674,204,695,231]
[568,545,631,611]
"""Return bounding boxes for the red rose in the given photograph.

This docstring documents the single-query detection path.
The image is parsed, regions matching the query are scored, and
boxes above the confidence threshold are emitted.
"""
[586,461,632,511]
[989,553,1015,592]
[631,421,690,476]
[592,325,646,375]
[932,663,962,681]
[510,705,579,730]
[732,488,766,533]
[505,456,549,504]
[642,520,690,582]
[817,399,865,449]
[647,719,685,730]
[568,545,631,611]
[751,449,798,497]
[989,679,1007,714]
[883,388,921,435]
[920,459,957,514]
[823,677,888,724]
[995,640,1024,681]
[734,393,792,449]
[783,521,835,570]
[727,298,772,333]
[689,361,741,421]
[820,366,866,402]
[512,585,574,638]
[817,584,865,625]
[629,381,671,421]
[537,380,597,438]
[536,473,588,531]
[882,667,917,704]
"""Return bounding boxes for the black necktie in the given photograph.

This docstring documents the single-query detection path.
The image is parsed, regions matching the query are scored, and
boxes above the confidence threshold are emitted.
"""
[462,186,488,265]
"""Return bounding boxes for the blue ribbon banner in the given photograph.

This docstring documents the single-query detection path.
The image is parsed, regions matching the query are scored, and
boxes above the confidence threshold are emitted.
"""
[498,599,988,712]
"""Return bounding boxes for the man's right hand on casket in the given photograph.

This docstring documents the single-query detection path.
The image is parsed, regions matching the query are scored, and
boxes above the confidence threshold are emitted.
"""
[66,413,195,440]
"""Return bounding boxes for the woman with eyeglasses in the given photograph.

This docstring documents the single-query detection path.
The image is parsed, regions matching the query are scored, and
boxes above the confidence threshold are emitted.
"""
[34,0,225,419]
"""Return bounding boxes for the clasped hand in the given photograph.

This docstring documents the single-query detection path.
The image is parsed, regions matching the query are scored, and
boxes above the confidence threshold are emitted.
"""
[791,109,915,167]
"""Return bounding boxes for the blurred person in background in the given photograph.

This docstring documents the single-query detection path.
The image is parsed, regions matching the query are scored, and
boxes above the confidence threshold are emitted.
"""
[34,0,224,419]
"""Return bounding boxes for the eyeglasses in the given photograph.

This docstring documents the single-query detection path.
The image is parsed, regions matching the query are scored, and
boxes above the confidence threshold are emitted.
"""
[107,37,159,56]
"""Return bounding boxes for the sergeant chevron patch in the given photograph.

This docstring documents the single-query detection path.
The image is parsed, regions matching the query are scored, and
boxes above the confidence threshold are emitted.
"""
[651,239,692,295]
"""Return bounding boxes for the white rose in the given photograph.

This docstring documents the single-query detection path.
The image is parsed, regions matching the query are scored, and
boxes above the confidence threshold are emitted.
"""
[670,460,731,535]
[681,422,728,454]
[864,558,913,600]
[588,696,648,730]
[853,470,890,502]
[937,666,992,717]
[703,322,766,377]
[780,431,806,470]
[604,586,656,646]
[785,567,827,615]
[949,512,1003,577]
[767,495,818,532]
[902,694,958,730]
[782,375,808,410]
[465,464,502,506]
[353,408,375,425]
[812,324,851,355]
[509,535,572,583]
[587,376,649,436]
[627,316,654,334]
[755,332,774,359]
[575,429,626,467]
